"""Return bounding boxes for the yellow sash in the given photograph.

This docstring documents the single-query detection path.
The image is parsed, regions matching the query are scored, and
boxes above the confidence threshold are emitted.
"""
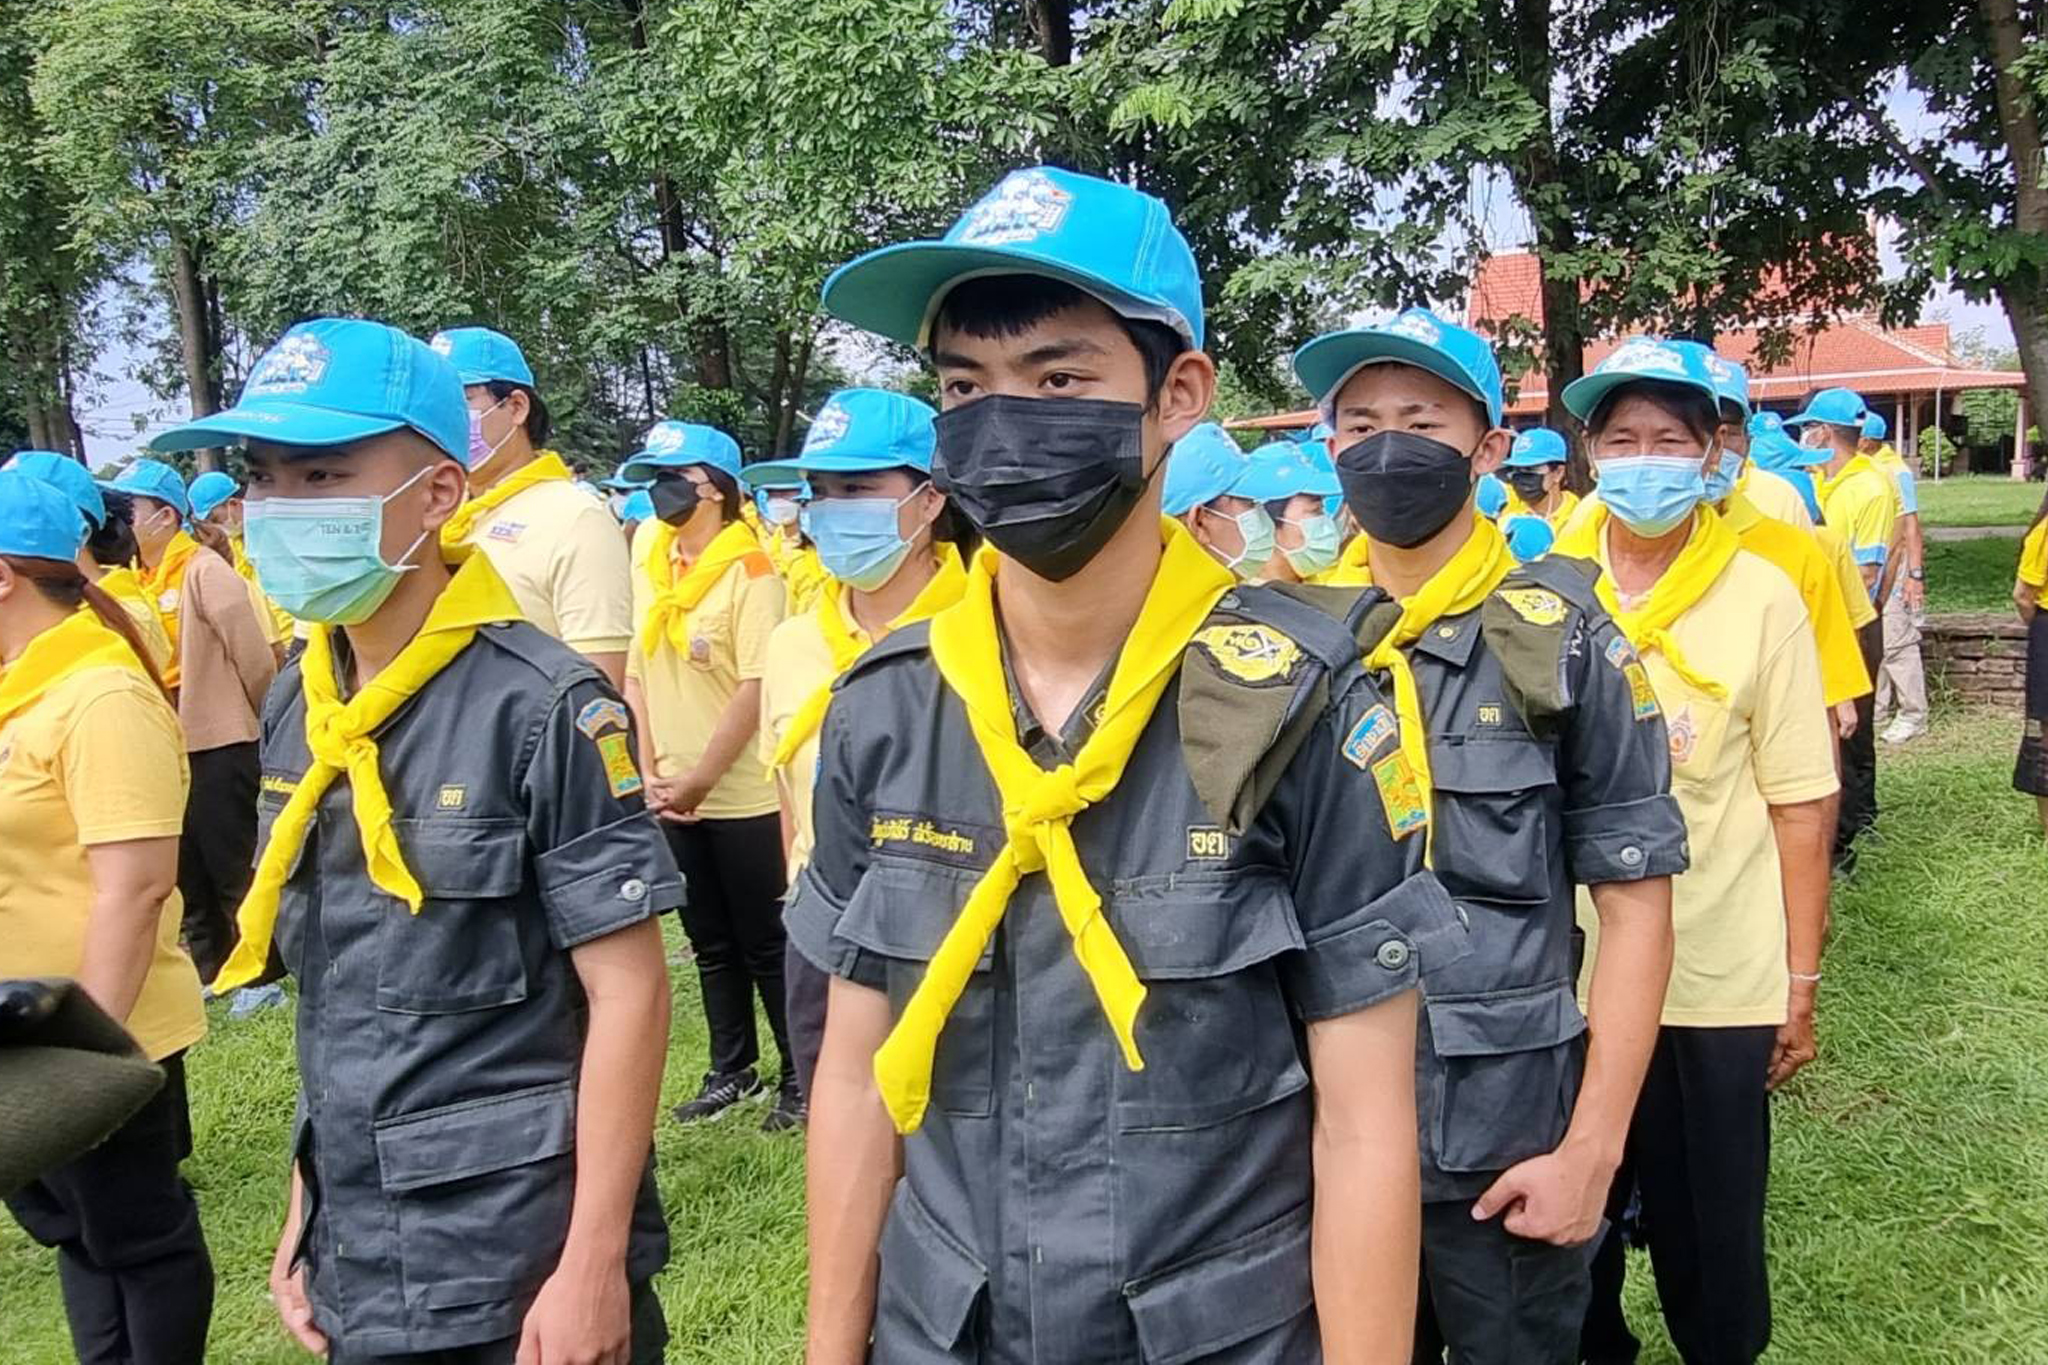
[1323,532,1374,586]
[637,519,764,659]
[0,610,153,727]
[1555,503,1739,699]
[441,451,574,546]
[770,545,966,770]
[140,532,200,684]
[213,551,523,991]
[872,519,1234,1134]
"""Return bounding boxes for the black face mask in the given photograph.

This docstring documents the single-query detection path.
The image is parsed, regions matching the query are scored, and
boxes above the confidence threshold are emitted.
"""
[1335,430,1475,548]
[1505,468,1553,505]
[649,475,703,526]
[932,395,1153,582]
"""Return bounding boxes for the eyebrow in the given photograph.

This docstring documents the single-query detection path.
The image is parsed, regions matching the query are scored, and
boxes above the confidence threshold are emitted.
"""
[1338,398,1441,418]
[932,336,1111,371]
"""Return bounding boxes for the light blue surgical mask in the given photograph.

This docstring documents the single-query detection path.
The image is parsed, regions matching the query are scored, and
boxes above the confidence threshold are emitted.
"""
[1203,502,1276,580]
[1701,447,1741,505]
[1594,454,1707,537]
[760,493,802,528]
[244,465,434,625]
[1280,511,1342,578]
[802,486,926,591]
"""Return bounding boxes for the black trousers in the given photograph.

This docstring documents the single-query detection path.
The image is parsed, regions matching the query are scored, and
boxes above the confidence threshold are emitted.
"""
[1412,1198,1593,1364]
[1837,618,1883,857]
[2016,613,2048,796]
[325,1278,668,1364]
[664,814,791,1078]
[785,938,830,1100]
[5,1052,214,1365]
[178,741,260,985]
[1581,1025,1775,1365]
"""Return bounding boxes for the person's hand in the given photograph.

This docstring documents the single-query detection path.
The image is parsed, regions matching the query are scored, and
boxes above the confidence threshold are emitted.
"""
[516,1253,632,1365]
[652,770,713,825]
[1835,701,1859,739]
[1470,1139,1614,1246]
[268,1214,326,1356]
[1904,575,1926,612]
[1768,980,1819,1091]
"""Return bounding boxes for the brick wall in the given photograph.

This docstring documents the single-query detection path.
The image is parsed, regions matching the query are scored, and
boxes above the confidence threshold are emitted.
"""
[1923,613,2029,710]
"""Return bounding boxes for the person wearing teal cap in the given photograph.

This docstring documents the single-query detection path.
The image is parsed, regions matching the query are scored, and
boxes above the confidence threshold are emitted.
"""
[150,317,681,1365]
[1857,410,1928,745]
[8,450,107,530]
[1235,439,1345,582]
[1297,315,1684,1365]
[1498,427,1579,563]
[1161,421,1273,578]
[793,166,1460,1364]
[8,453,178,670]
[0,469,217,1365]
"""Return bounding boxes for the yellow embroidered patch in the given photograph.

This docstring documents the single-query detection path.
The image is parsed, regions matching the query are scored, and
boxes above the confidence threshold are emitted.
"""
[1193,623,1302,685]
[259,774,297,796]
[1187,826,1228,860]
[1624,661,1660,721]
[1498,587,1567,626]
[1372,752,1430,840]
[596,732,643,797]
[871,815,980,857]
[436,785,466,810]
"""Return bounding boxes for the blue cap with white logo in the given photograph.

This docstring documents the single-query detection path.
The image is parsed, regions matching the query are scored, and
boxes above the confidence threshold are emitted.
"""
[822,167,1205,349]
[619,421,742,484]
[1750,427,1825,471]
[1668,341,1751,417]
[6,451,106,530]
[1783,387,1869,431]
[109,459,192,519]
[150,319,470,464]
[1233,439,1341,503]
[1162,423,1250,516]
[740,389,938,489]
[1505,427,1568,468]
[0,468,89,561]
[428,326,536,388]
[1292,309,1505,427]
[187,470,239,521]
[1561,337,1722,422]
[1862,411,1888,442]
[1749,410,1787,438]
[619,489,654,522]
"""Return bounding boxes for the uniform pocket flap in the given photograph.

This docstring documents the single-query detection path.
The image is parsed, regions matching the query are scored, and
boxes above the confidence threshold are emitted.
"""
[255,788,307,877]
[1111,872,1305,981]
[1123,1203,1313,1365]
[393,818,527,898]
[1429,738,1557,794]
[1427,980,1585,1058]
[838,857,990,968]
[878,1183,987,1348]
[374,1082,575,1193]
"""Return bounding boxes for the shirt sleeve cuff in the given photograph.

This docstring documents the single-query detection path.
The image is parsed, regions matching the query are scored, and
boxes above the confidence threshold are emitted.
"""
[77,817,188,845]
[1283,871,1468,1021]
[1563,793,1690,884]
[785,864,887,991]
[533,814,685,948]
[1756,773,1842,807]
[562,633,632,655]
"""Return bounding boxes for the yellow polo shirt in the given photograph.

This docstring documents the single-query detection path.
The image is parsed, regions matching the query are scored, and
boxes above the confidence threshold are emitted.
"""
[1721,494,1872,706]
[2020,519,2048,590]
[1817,455,1897,592]
[1813,524,1878,629]
[0,666,205,1062]
[628,521,784,819]
[1577,542,1839,1027]
[1738,465,1813,530]
[459,477,634,655]
[760,612,839,877]
[96,567,175,672]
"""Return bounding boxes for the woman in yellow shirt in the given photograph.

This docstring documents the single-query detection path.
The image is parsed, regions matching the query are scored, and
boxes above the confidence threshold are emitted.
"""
[742,389,967,1109]
[620,421,794,1127]
[1497,425,1580,561]
[0,471,214,1362]
[1553,343,1839,1365]
[5,452,175,670]
[2016,497,2048,836]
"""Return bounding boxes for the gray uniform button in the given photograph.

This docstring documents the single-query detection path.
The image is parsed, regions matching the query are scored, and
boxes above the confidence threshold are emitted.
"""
[620,877,648,903]
[1619,845,1645,869]
[1375,939,1411,971]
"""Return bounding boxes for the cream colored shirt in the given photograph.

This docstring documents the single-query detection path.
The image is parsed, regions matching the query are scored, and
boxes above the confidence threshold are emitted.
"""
[760,609,843,878]
[460,477,634,655]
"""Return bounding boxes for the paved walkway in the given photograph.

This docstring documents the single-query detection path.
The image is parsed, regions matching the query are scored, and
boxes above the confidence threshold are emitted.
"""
[1926,524,2030,542]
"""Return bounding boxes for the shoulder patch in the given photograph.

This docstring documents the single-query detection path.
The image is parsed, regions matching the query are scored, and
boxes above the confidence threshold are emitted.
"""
[576,697,630,738]
[1340,704,1398,769]
[595,731,644,797]
[741,551,776,579]
[1498,586,1567,626]
[1623,661,1660,720]
[1604,635,1635,669]
[1370,751,1430,840]
[1192,622,1302,686]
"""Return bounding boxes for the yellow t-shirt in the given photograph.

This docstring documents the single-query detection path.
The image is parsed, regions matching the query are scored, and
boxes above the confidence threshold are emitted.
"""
[2018,519,2048,590]
[1721,495,1872,706]
[459,477,634,655]
[0,666,205,1061]
[1816,456,1897,593]
[1813,524,1877,630]
[760,610,840,877]
[1501,487,1580,528]
[1577,545,1839,1027]
[628,520,785,818]
[96,567,175,673]
[1738,464,1814,530]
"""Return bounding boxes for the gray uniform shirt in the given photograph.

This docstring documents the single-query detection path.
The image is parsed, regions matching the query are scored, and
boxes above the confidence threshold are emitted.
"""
[1348,558,1689,1203]
[788,586,1467,1364]
[260,622,683,1355]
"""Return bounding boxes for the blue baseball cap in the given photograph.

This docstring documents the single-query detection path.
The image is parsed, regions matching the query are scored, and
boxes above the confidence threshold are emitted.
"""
[1505,427,1569,468]
[151,319,469,464]
[1749,410,1787,439]
[1233,439,1341,503]
[186,470,240,521]
[1292,309,1505,427]
[1476,470,1509,517]
[428,326,536,388]
[108,459,191,518]
[619,488,654,522]
[0,469,89,561]
[619,421,742,484]
[740,389,938,489]
[6,451,106,530]
[1783,387,1869,431]
[1561,337,1722,422]
[597,465,651,493]
[1670,342,1751,417]
[1162,423,1250,516]
[822,167,1205,349]
[1750,427,1825,471]
[1862,412,1888,441]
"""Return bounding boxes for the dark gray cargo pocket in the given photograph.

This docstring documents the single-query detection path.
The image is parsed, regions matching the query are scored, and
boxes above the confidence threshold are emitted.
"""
[872,1181,987,1363]
[1427,979,1586,1173]
[1430,740,1558,906]
[375,819,529,1014]
[1123,1202,1314,1364]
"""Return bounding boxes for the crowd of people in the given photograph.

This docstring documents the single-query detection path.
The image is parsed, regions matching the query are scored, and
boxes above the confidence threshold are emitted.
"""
[3,162,2045,1365]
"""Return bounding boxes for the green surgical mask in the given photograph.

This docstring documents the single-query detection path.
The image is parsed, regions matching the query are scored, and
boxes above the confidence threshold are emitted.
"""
[1280,511,1342,578]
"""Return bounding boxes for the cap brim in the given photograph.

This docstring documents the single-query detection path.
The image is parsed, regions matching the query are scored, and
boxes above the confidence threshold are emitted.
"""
[1292,333,1494,422]
[620,452,740,484]
[742,451,928,489]
[822,240,1193,348]
[1502,450,1564,468]
[1232,464,1339,502]
[149,402,408,454]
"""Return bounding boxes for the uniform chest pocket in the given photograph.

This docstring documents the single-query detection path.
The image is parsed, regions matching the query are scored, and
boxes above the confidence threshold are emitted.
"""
[1430,739,1560,907]
[838,856,996,1119]
[1109,872,1308,1132]
[375,818,530,1015]
[685,607,732,671]
[1661,692,1732,792]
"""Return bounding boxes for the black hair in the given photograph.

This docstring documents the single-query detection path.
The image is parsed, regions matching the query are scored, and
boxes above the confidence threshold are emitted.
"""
[484,379,552,446]
[88,488,139,568]
[1718,398,1746,428]
[930,276,1187,409]
[1586,379,1724,445]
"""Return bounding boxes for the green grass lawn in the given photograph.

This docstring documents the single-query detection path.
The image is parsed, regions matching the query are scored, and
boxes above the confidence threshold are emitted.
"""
[6,708,2048,1362]
[1915,474,2046,529]
[1926,536,2026,615]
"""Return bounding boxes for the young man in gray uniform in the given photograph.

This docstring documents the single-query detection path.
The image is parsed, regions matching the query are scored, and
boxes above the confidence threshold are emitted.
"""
[1291,312,1686,1364]
[151,318,681,1365]
[790,167,1467,1364]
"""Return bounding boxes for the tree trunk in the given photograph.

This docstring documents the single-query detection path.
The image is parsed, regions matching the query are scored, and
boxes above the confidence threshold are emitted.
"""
[167,230,223,467]
[1981,0,2048,445]
[774,329,815,455]
[1028,0,1073,65]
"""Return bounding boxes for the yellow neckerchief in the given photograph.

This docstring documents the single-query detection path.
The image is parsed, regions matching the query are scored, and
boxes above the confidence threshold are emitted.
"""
[213,550,522,991]
[770,543,967,770]
[1502,487,1581,530]
[1323,532,1375,586]
[0,609,153,727]
[1815,451,1880,508]
[139,530,200,652]
[1556,502,1740,699]
[440,451,574,546]
[872,518,1234,1134]
[97,565,161,622]
[1359,513,1514,858]
[637,517,762,659]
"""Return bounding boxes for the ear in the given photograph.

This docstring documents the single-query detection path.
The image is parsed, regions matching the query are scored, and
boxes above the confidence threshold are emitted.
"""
[416,459,471,535]
[1471,428,1513,477]
[1153,350,1218,447]
[504,387,533,432]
